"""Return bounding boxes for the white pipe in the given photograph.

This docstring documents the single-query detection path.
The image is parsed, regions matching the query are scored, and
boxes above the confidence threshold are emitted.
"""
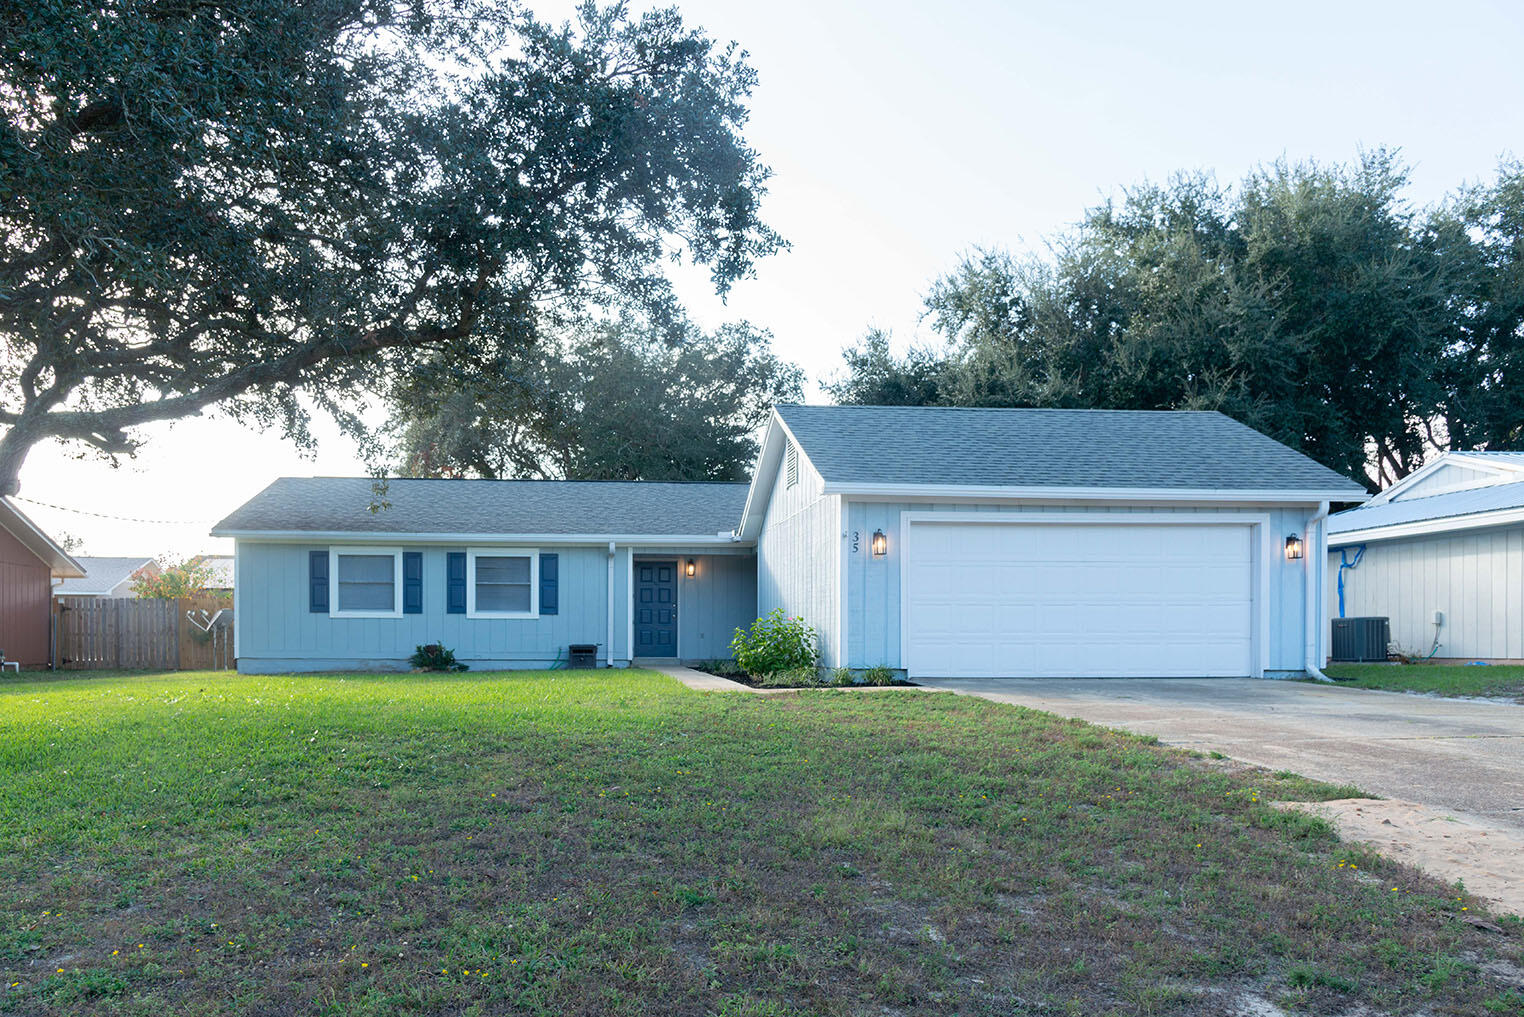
[606,541,616,668]
[1305,501,1332,682]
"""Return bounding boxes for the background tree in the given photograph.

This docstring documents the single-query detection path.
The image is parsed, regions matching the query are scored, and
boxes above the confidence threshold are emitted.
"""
[829,152,1522,488]
[130,557,219,600]
[0,0,780,494]
[391,318,803,481]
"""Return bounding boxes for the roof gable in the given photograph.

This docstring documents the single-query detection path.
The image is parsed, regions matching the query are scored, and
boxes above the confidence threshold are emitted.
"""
[1369,451,1524,506]
[54,556,155,595]
[1331,450,1524,542]
[0,498,85,578]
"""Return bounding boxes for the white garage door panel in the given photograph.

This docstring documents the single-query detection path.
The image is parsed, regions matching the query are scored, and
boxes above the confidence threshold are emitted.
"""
[905,521,1255,678]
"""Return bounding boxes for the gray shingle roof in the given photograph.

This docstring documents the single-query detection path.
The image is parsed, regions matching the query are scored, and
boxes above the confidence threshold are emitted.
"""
[54,556,155,595]
[775,405,1367,495]
[1330,481,1524,538]
[212,478,749,537]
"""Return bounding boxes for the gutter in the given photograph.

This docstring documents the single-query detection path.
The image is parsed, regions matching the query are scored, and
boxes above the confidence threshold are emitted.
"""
[1304,501,1332,682]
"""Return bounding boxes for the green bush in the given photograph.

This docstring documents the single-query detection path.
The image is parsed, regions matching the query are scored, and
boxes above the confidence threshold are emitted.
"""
[409,643,469,672]
[730,609,818,675]
[829,666,856,687]
[863,665,896,686]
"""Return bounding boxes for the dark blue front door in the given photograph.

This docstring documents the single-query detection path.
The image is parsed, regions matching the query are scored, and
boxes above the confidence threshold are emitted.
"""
[635,561,677,657]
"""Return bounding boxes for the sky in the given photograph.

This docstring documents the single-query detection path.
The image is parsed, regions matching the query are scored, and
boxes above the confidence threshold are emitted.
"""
[14,0,1524,558]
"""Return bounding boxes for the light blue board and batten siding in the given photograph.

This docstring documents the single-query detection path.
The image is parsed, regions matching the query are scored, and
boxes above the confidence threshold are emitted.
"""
[237,543,610,671]
[756,442,840,667]
[843,500,1320,674]
[235,542,755,672]
[676,552,757,661]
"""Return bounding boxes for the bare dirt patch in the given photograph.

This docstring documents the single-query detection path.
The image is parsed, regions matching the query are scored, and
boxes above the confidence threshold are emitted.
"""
[1275,797,1524,915]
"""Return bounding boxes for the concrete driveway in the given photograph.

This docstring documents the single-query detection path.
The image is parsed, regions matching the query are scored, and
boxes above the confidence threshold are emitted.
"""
[925,678,1524,834]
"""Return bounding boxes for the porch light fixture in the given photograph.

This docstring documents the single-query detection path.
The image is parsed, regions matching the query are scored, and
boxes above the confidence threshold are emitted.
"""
[870,529,888,558]
[1284,534,1304,560]
[685,558,696,577]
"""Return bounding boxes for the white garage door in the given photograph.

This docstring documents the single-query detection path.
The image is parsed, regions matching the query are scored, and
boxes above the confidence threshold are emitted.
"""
[904,519,1256,678]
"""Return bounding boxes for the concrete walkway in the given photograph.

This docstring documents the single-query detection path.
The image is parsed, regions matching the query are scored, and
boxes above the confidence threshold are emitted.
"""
[923,678,1524,834]
[651,663,777,694]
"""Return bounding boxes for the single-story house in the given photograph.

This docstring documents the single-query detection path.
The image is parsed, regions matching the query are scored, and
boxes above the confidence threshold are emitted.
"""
[1328,451,1524,661]
[213,405,1367,678]
[191,554,235,594]
[53,556,157,598]
[0,498,85,667]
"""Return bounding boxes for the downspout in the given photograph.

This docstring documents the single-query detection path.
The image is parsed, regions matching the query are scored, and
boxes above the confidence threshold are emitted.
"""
[1305,501,1332,682]
[606,541,616,668]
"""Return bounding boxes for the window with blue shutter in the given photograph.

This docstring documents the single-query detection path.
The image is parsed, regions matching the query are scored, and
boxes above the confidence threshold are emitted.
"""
[309,550,329,613]
[446,552,467,614]
[402,551,423,614]
[539,552,558,615]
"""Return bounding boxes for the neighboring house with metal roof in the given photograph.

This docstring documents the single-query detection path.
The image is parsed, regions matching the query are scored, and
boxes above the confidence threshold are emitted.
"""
[54,556,157,599]
[1328,451,1524,661]
[214,405,1366,677]
[0,498,86,667]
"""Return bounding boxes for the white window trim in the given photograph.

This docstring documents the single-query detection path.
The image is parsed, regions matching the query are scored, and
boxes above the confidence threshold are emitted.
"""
[329,545,404,618]
[466,547,539,619]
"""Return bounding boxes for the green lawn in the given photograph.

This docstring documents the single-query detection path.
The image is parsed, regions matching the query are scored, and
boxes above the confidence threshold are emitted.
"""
[1324,662,1524,701]
[1,670,1520,1016]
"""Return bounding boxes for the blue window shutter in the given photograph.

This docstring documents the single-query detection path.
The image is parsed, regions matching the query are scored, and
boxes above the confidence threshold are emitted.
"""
[539,553,558,615]
[403,551,423,614]
[309,550,329,613]
[446,552,467,614]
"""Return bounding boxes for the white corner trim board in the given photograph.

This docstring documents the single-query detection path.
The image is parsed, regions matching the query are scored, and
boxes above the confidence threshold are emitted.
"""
[897,511,1273,680]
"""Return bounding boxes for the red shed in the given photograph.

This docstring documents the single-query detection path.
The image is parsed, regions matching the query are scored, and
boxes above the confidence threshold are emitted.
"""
[0,499,84,668]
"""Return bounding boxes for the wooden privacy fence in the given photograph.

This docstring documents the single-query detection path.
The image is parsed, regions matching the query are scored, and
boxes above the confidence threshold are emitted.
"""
[54,595,234,671]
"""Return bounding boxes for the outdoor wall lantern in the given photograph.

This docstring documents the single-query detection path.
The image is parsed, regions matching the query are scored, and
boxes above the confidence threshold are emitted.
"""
[871,529,888,558]
[1284,534,1304,560]
[685,558,696,577]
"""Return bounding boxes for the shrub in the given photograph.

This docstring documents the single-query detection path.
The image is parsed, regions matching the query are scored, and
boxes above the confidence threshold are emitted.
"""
[409,643,468,672]
[863,665,896,686]
[730,609,817,675]
[829,666,856,687]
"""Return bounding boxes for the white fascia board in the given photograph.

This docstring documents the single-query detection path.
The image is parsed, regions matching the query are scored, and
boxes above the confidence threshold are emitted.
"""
[1329,506,1524,545]
[735,413,788,541]
[0,499,87,577]
[823,483,1370,505]
[736,411,838,542]
[214,530,748,545]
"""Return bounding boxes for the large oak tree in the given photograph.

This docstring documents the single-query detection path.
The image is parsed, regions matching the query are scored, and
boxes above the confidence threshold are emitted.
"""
[0,0,780,493]
[828,152,1524,488]
[390,317,803,481]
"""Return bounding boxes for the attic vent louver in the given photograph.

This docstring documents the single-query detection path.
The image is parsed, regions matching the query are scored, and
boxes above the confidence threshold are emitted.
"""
[785,441,799,488]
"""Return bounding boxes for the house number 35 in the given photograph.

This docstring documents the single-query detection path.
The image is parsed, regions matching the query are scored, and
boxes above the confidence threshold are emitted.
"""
[850,531,861,553]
